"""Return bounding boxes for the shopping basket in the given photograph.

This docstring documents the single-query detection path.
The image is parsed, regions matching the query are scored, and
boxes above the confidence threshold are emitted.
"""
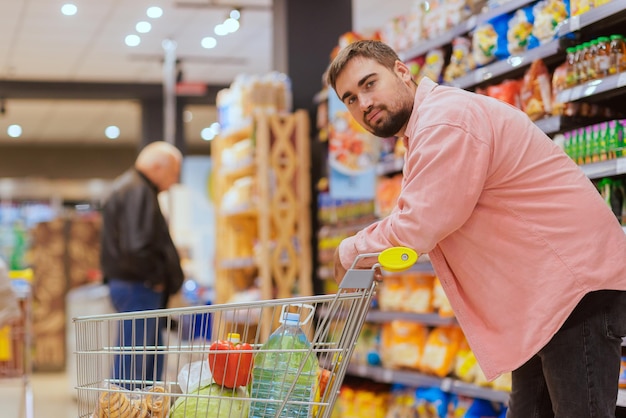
[74,247,418,418]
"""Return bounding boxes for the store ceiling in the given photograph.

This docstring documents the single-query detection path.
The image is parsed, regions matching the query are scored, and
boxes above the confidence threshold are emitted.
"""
[0,0,410,146]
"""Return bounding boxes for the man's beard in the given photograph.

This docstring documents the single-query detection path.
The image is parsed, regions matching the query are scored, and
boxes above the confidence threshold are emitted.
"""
[364,104,412,138]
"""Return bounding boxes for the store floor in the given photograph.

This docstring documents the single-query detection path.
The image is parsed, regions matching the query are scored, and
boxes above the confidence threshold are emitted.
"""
[0,371,76,418]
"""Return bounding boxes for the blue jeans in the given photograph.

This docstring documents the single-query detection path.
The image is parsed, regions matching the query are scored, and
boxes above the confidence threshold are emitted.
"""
[108,279,164,390]
[507,290,626,418]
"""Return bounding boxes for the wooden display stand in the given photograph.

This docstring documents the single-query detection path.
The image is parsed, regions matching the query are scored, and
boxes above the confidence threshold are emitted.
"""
[211,110,312,309]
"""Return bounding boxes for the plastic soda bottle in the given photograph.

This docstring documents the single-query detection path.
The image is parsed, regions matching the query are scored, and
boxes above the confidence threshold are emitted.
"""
[249,309,319,418]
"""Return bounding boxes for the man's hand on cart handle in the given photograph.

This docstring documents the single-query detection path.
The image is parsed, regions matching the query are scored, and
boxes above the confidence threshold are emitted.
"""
[333,248,346,285]
[334,248,384,285]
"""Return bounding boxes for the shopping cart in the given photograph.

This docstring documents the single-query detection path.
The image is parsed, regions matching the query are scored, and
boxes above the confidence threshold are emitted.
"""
[74,247,418,418]
[0,269,34,418]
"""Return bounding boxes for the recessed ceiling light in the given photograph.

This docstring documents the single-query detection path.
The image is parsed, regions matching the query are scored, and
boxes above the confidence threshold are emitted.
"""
[230,9,241,20]
[214,24,228,36]
[136,21,152,34]
[125,34,141,47]
[147,6,163,19]
[7,124,22,138]
[210,122,221,133]
[223,18,240,33]
[105,126,120,139]
[201,37,217,49]
[201,127,216,141]
[61,3,78,16]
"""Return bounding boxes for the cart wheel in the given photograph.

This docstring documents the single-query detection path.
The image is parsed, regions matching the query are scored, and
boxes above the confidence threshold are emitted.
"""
[378,247,418,272]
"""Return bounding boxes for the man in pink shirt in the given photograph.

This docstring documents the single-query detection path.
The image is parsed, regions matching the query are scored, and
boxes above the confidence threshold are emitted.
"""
[327,40,626,417]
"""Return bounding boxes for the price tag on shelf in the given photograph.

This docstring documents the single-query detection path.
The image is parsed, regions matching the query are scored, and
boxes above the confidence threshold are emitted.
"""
[441,378,453,392]
[474,68,487,84]
[569,15,581,32]
[618,72,626,88]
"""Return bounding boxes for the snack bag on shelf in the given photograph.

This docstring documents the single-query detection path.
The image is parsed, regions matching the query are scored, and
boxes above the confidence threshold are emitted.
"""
[419,325,464,377]
[551,62,569,116]
[485,79,522,108]
[418,49,446,83]
[520,59,553,121]
[532,0,569,45]
[454,335,478,383]
[377,274,404,311]
[491,371,512,392]
[432,277,455,317]
[506,7,537,55]
[415,387,450,418]
[353,323,382,366]
[472,14,510,66]
[423,0,448,40]
[405,0,426,48]
[444,37,476,83]
[385,384,418,418]
[449,397,501,417]
[380,16,410,52]
[401,272,436,313]
[381,320,428,369]
[375,174,403,218]
[406,56,426,81]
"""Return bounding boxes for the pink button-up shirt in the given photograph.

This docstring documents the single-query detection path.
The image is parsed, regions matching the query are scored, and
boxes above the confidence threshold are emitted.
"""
[338,77,626,380]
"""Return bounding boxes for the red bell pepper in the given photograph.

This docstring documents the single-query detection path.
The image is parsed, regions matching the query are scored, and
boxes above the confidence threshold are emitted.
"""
[208,334,253,388]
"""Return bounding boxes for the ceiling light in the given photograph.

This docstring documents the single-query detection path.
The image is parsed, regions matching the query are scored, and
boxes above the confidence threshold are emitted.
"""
[125,34,141,47]
[7,125,22,138]
[214,24,228,36]
[136,21,152,34]
[61,3,78,16]
[229,9,241,20]
[201,127,217,141]
[183,111,193,123]
[201,37,217,49]
[223,18,240,33]
[105,126,120,139]
[210,122,221,133]
[146,6,163,18]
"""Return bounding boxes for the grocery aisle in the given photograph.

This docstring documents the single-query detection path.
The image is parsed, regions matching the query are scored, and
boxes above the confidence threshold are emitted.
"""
[0,371,75,418]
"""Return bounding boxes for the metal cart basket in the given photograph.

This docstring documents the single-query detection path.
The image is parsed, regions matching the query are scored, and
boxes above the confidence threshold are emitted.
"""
[74,247,418,418]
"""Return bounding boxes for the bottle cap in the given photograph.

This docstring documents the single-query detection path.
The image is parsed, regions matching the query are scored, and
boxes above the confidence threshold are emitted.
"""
[283,312,300,325]
[227,332,241,343]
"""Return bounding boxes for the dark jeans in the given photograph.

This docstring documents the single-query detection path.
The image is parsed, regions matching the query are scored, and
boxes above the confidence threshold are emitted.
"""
[108,279,164,390]
[507,290,626,418]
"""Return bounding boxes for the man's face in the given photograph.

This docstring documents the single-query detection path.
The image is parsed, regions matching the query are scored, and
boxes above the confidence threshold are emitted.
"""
[334,57,414,138]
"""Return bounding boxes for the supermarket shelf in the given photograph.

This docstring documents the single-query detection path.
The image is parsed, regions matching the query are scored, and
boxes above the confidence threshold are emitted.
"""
[398,21,475,62]
[398,0,536,61]
[448,39,561,90]
[366,310,456,326]
[579,157,626,179]
[346,364,510,404]
[556,72,626,104]
[558,0,626,36]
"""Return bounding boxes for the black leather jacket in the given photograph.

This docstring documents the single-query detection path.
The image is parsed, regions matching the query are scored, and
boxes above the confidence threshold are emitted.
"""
[100,168,184,305]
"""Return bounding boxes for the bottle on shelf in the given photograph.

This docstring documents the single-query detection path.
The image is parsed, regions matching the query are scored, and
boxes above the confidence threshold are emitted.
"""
[609,35,626,75]
[249,308,319,418]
